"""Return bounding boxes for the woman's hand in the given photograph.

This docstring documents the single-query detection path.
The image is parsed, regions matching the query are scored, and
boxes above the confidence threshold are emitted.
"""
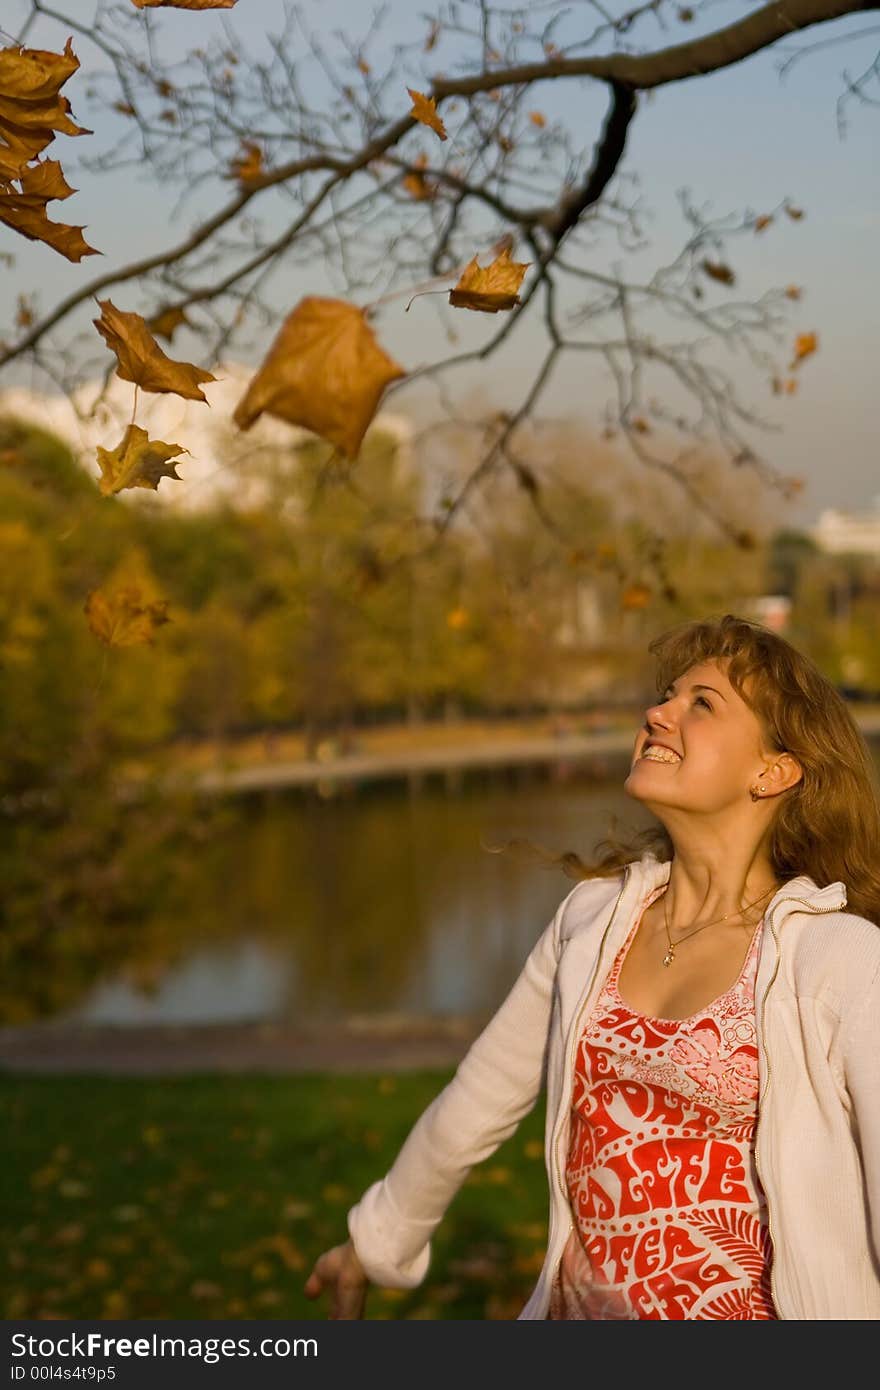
[303,1239,369,1319]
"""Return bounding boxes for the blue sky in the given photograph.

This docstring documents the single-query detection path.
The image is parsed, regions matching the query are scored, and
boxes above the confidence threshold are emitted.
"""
[2,0,878,528]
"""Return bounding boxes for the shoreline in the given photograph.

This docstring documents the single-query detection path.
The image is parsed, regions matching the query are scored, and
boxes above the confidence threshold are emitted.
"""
[0,1016,480,1077]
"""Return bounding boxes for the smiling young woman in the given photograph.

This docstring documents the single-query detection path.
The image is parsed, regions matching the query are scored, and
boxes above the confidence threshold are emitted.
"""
[304,614,880,1321]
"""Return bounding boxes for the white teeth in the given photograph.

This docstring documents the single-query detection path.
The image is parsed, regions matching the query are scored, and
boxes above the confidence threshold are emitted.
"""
[641,746,681,763]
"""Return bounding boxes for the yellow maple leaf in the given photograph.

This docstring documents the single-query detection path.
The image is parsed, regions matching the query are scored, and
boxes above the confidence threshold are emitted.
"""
[402,155,435,201]
[790,331,818,367]
[407,87,447,141]
[94,299,216,400]
[448,248,530,313]
[95,423,188,495]
[233,296,406,460]
[528,111,546,128]
[130,1,238,9]
[84,585,171,648]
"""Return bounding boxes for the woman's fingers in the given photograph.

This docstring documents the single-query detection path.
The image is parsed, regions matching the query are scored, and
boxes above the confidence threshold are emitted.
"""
[303,1242,368,1319]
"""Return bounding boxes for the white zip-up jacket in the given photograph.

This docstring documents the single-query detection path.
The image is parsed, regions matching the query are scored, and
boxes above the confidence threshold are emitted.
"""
[347,853,880,1319]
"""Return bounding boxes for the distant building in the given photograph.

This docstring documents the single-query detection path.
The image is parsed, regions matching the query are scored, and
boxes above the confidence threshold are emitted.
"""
[810,498,880,557]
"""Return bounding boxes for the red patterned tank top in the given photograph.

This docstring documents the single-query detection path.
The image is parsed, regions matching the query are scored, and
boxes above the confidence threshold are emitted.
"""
[548,888,777,1320]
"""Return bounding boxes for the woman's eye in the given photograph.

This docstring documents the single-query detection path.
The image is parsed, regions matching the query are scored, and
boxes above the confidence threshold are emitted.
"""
[696,696,711,709]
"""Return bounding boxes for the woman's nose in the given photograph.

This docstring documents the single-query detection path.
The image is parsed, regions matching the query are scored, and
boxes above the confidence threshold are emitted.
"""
[645,699,674,731]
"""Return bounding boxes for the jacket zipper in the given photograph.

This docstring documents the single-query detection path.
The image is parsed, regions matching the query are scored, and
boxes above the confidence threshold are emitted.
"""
[553,871,630,1209]
[754,892,846,1321]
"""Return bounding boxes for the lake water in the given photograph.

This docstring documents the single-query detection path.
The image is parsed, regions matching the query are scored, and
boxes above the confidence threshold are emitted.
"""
[61,756,651,1029]
[51,736,880,1031]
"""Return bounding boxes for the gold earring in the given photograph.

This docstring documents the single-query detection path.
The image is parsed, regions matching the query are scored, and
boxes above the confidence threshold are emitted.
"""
[750,785,766,802]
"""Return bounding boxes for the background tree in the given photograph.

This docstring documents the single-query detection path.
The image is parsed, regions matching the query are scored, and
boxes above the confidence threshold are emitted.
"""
[1,0,876,588]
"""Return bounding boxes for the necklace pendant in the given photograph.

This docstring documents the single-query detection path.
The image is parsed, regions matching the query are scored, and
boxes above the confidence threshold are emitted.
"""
[662,947,675,967]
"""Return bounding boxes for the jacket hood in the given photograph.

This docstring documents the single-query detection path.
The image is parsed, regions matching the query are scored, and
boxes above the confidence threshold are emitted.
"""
[627,853,847,919]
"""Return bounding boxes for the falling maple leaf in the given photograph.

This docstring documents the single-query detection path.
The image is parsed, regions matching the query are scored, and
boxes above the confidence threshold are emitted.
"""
[448,247,530,313]
[130,1,238,9]
[407,87,447,141]
[233,296,406,460]
[784,202,804,220]
[784,285,802,300]
[0,39,98,261]
[701,259,736,286]
[94,299,216,400]
[146,304,192,342]
[790,331,818,367]
[84,585,171,647]
[528,111,546,128]
[95,423,188,495]
[753,214,773,232]
[227,140,264,186]
[402,154,434,201]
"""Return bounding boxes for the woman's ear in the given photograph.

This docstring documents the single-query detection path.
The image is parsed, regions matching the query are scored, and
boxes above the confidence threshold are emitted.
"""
[761,752,803,796]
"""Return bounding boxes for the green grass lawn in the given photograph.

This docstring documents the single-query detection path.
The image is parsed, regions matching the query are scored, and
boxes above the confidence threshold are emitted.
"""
[1,1071,550,1321]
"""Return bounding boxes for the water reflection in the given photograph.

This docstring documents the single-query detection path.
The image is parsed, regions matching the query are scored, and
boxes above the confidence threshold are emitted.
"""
[37,741,879,1030]
[57,760,647,1028]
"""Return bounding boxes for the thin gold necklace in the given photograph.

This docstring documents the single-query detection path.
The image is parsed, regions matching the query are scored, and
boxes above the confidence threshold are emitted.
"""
[661,883,777,968]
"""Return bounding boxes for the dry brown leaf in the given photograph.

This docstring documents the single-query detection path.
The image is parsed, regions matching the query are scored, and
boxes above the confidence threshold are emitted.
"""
[227,140,264,186]
[754,214,773,232]
[402,155,435,201]
[233,296,406,460]
[407,87,447,141]
[84,585,171,648]
[790,331,818,367]
[95,423,188,495]
[130,1,238,9]
[448,247,530,313]
[146,305,192,342]
[785,203,804,220]
[701,259,736,286]
[94,299,216,400]
[0,39,97,260]
[784,285,802,300]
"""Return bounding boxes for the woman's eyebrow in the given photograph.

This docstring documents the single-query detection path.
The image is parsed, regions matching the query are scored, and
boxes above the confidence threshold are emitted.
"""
[664,681,728,702]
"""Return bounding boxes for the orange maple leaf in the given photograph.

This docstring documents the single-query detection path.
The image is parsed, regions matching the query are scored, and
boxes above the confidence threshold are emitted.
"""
[785,203,804,220]
[402,155,435,201]
[621,583,652,610]
[790,331,818,367]
[528,111,546,128]
[227,140,264,186]
[233,296,406,460]
[784,285,802,300]
[94,299,216,400]
[130,1,238,10]
[84,585,171,647]
[407,87,447,141]
[448,248,530,313]
[95,424,188,495]
[753,214,773,232]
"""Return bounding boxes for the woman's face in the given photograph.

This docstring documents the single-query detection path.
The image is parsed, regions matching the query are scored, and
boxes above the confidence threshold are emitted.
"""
[624,658,772,818]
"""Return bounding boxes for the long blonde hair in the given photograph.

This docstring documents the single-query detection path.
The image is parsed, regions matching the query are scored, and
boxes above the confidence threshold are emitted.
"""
[534,614,880,925]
